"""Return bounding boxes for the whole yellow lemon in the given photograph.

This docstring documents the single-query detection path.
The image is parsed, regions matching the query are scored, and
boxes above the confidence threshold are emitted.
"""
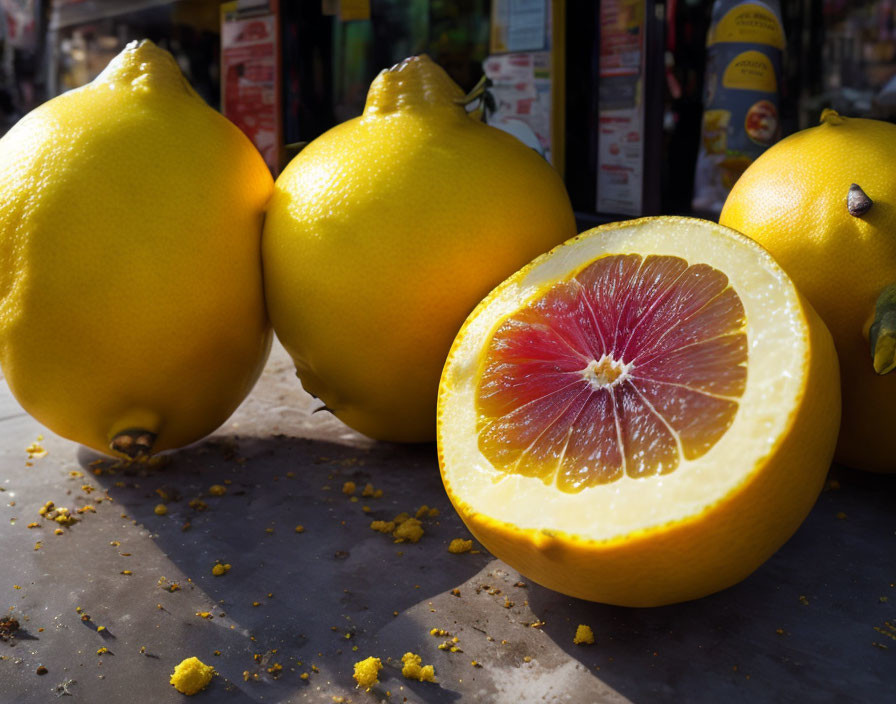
[720,109,896,471]
[0,40,273,457]
[262,56,576,442]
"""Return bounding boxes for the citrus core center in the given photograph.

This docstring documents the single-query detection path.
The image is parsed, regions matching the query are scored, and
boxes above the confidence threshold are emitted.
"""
[583,355,630,389]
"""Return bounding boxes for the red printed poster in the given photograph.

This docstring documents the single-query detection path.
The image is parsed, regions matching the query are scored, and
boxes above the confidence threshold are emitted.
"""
[1,0,39,50]
[221,8,280,172]
[596,0,646,216]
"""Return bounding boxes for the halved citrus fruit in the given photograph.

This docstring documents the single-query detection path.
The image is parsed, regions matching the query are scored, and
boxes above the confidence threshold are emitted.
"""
[437,216,840,606]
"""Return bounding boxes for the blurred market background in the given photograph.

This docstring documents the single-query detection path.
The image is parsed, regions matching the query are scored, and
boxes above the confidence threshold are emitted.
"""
[2,0,896,222]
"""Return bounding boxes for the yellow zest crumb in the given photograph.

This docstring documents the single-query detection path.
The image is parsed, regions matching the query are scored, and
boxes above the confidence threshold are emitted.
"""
[196,612,212,619]
[267,663,282,676]
[342,481,357,496]
[96,626,106,633]
[370,520,395,534]
[154,504,168,516]
[415,505,430,519]
[523,655,532,663]
[471,660,482,668]
[448,538,473,554]
[799,595,810,606]
[27,522,39,529]
[211,563,231,576]
[188,499,207,511]
[353,656,382,689]
[252,601,260,607]
[121,570,133,576]
[26,440,47,459]
[393,518,424,543]
[300,672,309,680]
[97,647,109,655]
[208,484,227,496]
[573,624,595,645]
[361,483,375,497]
[401,652,436,682]
[170,657,214,695]
[295,525,305,533]
[430,628,450,637]
[54,528,64,535]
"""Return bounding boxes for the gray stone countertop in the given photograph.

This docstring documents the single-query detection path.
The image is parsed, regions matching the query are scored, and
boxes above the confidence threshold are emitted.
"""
[0,341,894,703]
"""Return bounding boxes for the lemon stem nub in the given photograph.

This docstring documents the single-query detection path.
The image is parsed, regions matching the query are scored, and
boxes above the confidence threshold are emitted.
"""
[455,74,494,121]
[847,183,873,217]
[110,429,157,457]
[870,283,896,374]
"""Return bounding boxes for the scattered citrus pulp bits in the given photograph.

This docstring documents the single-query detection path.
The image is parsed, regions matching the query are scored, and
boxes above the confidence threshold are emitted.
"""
[574,625,595,645]
[400,652,436,682]
[352,656,382,690]
[368,505,440,544]
[437,216,841,606]
[169,656,214,695]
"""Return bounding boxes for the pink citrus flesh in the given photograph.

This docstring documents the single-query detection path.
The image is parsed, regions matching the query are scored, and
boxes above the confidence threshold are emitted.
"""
[476,254,748,492]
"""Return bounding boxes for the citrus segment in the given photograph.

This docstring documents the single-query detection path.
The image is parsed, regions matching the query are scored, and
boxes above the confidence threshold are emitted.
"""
[477,254,747,492]
[438,216,840,606]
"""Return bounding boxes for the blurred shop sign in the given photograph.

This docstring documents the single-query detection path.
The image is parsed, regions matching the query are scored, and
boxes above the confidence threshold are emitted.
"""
[221,0,281,174]
[485,0,563,174]
[596,0,647,217]
[321,0,370,22]
[49,0,174,30]
[491,0,548,53]
[2,0,39,49]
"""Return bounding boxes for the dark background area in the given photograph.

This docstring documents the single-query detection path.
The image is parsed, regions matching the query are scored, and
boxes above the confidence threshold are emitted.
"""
[5,1,896,221]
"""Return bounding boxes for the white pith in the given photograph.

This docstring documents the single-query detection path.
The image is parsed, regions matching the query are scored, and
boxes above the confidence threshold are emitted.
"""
[438,217,808,542]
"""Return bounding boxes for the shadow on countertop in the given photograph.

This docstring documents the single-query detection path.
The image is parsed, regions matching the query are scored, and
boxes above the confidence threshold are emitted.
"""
[523,464,896,703]
[3,420,893,703]
[73,433,481,702]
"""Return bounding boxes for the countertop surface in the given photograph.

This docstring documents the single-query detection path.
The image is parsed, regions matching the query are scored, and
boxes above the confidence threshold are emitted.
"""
[1,342,894,703]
